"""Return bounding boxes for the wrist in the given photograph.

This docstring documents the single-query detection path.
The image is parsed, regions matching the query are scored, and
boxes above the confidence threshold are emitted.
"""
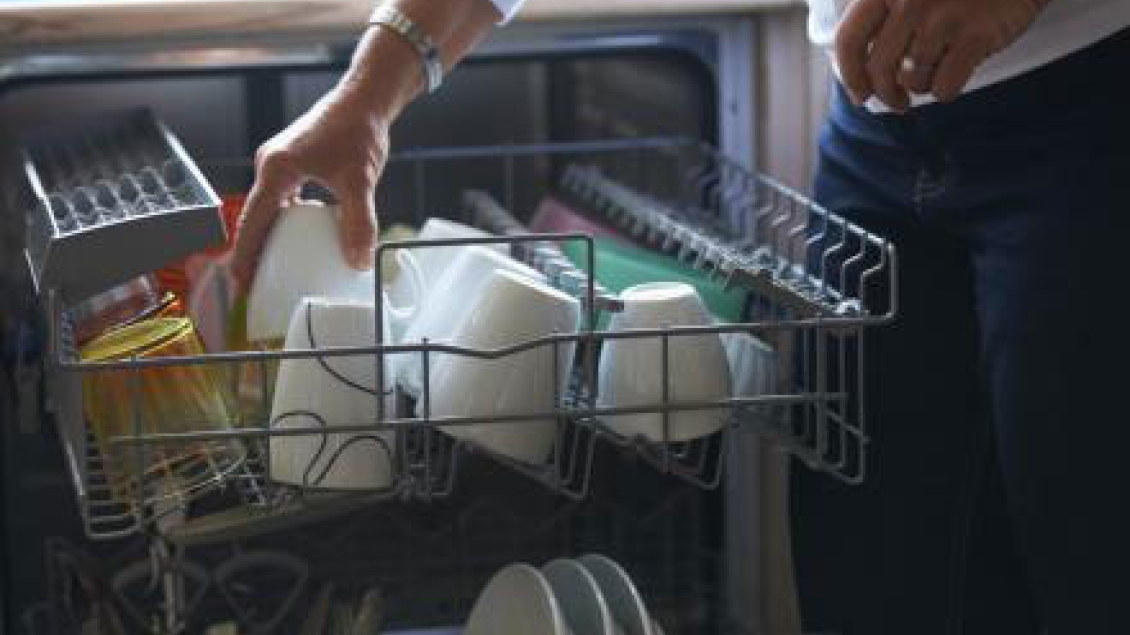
[340,25,425,122]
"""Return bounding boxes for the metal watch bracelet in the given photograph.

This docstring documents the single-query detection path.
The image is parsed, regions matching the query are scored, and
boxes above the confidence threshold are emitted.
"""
[368,5,444,93]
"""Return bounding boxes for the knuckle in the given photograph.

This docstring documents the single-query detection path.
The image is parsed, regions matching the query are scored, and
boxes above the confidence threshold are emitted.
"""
[256,145,291,172]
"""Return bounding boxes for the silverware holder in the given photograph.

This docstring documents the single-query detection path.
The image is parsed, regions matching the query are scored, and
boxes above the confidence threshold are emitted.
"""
[22,108,224,303]
[42,138,897,540]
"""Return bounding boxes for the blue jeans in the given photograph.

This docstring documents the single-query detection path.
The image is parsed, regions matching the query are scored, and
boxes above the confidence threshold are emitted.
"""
[790,29,1130,635]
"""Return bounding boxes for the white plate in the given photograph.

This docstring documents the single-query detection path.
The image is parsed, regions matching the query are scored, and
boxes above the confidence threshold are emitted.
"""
[542,559,616,635]
[466,564,568,635]
[576,555,653,635]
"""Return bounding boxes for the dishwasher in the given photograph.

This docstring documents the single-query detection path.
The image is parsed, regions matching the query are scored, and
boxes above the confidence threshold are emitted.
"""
[0,14,897,635]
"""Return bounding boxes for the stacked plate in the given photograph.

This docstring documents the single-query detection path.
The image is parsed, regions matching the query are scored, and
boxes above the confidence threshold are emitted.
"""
[466,555,664,635]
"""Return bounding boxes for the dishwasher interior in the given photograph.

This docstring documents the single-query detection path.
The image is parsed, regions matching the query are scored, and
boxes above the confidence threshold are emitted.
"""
[0,26,896,635]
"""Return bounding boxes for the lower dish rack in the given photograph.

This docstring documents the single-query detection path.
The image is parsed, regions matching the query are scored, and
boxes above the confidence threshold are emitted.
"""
[27,462,750,635]
[41,137,897,541]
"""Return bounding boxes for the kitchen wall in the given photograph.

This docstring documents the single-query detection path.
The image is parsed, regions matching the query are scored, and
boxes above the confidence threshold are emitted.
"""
[759,7,833,193]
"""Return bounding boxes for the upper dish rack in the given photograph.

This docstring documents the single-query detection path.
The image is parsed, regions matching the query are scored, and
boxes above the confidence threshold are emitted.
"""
[39,137,897,541]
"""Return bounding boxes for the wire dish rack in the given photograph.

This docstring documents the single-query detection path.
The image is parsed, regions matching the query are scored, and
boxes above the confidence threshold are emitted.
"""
[41,137,897,540]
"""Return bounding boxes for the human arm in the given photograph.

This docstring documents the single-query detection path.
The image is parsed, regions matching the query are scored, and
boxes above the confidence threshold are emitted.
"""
[231,0,513,288]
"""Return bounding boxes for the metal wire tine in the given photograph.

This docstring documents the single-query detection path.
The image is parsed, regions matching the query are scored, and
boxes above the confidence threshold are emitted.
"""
[684,159,718,210]
[784,198,810,281]
[858,236,893,318]
[765,196,794,274]
[820,215,852,299]
[813,316,831,465]
[660,331,672,472]
[839,232,869,302]
[420,335,432,444]
[808,207,832,299]
[832,329,851,473]
[721,173,754,236]
[752,190,779,257]
[706,161,736,216]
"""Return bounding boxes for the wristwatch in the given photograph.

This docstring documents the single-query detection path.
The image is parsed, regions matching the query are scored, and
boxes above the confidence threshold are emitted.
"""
[368,5,444,93]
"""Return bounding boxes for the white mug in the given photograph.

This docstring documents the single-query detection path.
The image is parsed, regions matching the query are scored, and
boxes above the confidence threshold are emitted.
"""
[598,282,732,443]
[397,245,546,396]
[267,280,420,489]
[248,202,422,342]
[386,217,506,311]
[424,269,580,465]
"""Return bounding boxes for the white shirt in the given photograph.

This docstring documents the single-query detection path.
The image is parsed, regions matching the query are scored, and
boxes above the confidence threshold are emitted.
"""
[807,0,1130,107]
[488,0,525,23]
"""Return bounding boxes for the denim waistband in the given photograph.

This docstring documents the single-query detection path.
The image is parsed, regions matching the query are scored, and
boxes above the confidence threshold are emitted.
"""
[829,26,1130,150]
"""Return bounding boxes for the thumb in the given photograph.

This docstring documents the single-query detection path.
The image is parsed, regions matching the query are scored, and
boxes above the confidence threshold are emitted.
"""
[335,177,379,270]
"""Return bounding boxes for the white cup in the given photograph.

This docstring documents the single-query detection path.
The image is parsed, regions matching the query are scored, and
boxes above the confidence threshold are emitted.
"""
[386,217,506,310]
[267,288,419,490]
[397,245,546,396]
[598,282,732,443]
[248,202,401,342]
[424,269,580,465]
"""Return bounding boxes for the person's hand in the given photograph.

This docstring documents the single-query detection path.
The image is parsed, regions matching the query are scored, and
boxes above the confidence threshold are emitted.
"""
[231,81,391,291]
[836,0,1051,111]
[230,0,500,293]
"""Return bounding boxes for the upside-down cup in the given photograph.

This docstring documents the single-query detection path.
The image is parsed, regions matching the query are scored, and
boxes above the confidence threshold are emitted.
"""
[597,282,732,443]
[80,317,246,505]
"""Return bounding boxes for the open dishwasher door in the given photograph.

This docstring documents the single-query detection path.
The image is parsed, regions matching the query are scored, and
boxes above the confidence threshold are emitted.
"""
[0,15,873,635]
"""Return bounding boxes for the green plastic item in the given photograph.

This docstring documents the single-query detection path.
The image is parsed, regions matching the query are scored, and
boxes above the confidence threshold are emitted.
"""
[562,238,748,327]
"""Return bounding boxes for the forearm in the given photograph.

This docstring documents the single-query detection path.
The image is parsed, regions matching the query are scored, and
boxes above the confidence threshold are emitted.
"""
[341,0,503,120]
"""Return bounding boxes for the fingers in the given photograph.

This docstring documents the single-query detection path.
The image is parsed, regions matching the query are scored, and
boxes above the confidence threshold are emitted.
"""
[835,0,889,106]
[231,148,301,292]
[335,174,379,271]
[898,18,951,94]
[865,0,920,111]
[931,35,988,102]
